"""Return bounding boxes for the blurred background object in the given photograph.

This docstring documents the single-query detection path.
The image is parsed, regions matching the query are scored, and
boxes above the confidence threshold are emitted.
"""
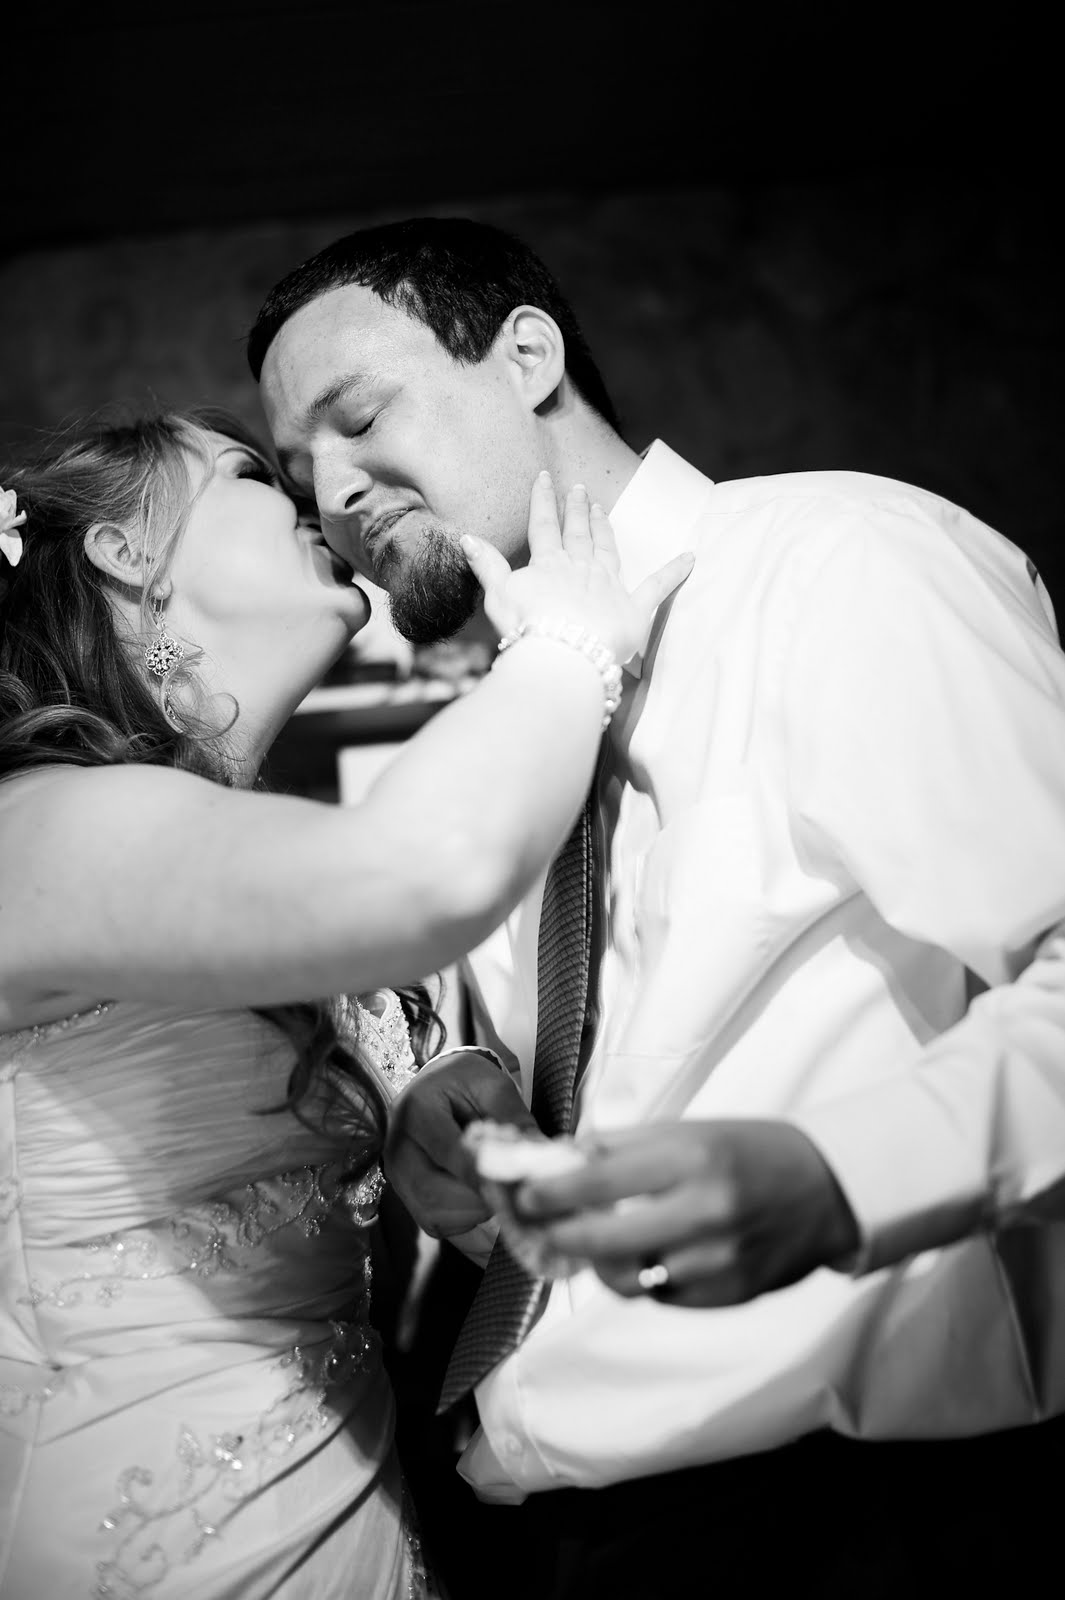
[2,1,1058,795]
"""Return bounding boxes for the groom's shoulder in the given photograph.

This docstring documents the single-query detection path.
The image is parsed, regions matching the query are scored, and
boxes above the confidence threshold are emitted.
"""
[696,467,974,575]
[704,467,945,522]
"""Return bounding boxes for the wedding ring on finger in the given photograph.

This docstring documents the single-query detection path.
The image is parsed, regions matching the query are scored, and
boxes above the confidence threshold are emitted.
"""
[636,1260,671,1295]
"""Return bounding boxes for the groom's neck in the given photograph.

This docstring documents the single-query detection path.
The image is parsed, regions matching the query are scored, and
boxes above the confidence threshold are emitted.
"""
[545,415,644,517]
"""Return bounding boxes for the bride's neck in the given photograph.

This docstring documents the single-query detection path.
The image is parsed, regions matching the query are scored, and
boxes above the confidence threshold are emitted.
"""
[165,650,309,787]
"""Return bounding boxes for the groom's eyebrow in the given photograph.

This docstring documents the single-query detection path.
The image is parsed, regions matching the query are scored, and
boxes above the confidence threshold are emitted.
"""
[306,373,373,424]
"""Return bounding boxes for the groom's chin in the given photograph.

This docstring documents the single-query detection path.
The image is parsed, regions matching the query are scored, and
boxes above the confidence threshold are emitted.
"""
[389,587,481,646]
[387,571,483,647]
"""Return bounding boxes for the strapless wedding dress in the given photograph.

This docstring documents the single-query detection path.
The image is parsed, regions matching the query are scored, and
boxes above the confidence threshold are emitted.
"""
[0,990,429,1599]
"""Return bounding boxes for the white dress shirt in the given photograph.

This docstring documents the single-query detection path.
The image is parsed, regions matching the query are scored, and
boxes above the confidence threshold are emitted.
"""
[458,441,1065,1500]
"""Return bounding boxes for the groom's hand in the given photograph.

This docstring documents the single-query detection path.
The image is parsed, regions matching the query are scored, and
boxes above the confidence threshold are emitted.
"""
[384,1051,538,1238]
[515,1119,861,1306]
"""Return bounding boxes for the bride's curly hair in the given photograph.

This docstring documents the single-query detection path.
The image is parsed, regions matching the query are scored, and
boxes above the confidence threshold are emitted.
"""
[0,405,443,1154]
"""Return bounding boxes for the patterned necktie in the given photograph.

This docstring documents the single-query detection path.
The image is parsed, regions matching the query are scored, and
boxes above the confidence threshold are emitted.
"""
[437,792,596,1414]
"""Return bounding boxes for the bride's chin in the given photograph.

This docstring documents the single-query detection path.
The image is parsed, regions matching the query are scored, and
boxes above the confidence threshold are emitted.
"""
[343,586,372,634]
[311,588,370,641]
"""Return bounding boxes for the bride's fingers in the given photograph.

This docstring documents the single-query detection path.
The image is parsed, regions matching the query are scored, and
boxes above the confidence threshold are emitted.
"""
[526,469,563,560]
[630,551,696,621]
[589,501,621,573]
[560,484,594,562]
[459,534,514,597]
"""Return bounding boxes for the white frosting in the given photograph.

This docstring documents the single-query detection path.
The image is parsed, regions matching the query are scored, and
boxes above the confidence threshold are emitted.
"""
[462,1122,590,1279]
[463,1121,586,1183]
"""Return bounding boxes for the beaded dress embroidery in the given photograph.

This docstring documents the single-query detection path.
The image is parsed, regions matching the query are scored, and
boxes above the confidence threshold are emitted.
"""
[0,992,429,1599]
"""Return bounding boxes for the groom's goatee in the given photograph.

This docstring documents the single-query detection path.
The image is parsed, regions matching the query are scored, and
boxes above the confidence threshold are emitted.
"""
[380,527,482,645]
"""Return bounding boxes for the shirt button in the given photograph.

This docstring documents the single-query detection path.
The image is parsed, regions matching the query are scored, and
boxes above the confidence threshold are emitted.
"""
[503,1436,522,1459]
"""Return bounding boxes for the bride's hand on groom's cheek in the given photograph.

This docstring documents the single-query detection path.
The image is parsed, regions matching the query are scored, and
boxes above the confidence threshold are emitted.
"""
[383,1051,539,1238]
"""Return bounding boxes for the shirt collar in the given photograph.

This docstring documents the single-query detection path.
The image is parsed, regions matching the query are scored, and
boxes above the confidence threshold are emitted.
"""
[609,440,715,677]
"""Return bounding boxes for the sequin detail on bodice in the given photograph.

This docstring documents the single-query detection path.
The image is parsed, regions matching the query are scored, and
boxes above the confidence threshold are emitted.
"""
[92,1314,378,1599]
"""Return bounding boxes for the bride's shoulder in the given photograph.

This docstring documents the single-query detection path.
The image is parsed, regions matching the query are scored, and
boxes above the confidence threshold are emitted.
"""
[0,761,213,823]
[0,769,125,1034]
[0,766,217,1020]
[0,761,71,797]
[0,763,74,832]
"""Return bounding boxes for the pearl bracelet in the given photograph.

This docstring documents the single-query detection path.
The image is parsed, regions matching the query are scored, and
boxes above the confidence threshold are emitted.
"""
[496,617,624,728]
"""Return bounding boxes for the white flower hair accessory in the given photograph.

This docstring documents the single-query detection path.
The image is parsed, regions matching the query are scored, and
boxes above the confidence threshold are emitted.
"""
[0,486,27,568]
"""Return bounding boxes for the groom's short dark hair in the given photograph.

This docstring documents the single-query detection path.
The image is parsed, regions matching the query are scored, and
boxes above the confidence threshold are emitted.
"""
[246,216,623,434]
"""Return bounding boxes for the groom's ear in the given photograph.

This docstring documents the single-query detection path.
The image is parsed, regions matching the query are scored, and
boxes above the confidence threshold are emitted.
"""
[497,306,566,412]
[83,519,147,592]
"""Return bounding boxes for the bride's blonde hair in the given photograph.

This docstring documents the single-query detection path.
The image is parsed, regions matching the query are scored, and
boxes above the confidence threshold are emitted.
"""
[0,404,258,776]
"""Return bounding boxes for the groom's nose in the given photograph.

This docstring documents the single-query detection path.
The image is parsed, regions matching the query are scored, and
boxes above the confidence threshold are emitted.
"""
[312,454,373,522]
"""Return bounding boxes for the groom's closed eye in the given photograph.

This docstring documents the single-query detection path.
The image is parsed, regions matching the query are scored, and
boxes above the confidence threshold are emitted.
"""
[338,410,379,439]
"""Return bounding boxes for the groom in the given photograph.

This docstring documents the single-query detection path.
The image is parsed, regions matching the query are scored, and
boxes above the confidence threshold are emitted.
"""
[249,217,1065,1598]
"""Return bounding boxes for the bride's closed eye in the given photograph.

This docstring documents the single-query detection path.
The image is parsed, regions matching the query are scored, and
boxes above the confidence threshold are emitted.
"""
[232,450,321,524]
[233,452,281,487]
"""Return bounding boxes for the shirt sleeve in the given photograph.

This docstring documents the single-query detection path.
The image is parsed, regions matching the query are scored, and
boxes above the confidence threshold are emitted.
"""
[795,921,1065,1269]
[783,507,1065,1267]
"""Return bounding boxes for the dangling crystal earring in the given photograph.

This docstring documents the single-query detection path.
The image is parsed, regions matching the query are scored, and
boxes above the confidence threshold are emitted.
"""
[143,593,185,677]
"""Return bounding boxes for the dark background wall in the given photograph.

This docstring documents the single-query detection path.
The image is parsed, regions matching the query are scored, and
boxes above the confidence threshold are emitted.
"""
[2,3,1059,607]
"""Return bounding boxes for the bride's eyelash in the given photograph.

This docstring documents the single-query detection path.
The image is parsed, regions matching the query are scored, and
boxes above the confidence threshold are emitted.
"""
[229,451,317,516]
[234,454,280,487]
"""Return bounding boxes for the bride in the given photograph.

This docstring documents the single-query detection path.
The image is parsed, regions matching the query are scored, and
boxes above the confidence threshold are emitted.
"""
[0,408,690,1599]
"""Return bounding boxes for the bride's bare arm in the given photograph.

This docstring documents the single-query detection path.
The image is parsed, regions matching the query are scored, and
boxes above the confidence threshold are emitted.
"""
[0,481,690,1019]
